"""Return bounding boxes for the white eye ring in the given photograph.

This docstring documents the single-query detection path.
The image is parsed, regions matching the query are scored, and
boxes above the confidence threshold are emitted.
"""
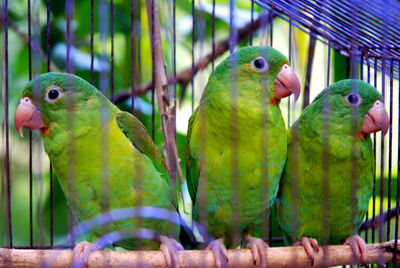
[345,93,362,106]
[250,56,269,72]
[21,97,32,104]
[45,87,64,103]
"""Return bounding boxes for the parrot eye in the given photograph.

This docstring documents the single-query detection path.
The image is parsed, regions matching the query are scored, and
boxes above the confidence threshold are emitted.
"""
[251,57,269,72]
[345,93,362,106]
[45,86,64,103]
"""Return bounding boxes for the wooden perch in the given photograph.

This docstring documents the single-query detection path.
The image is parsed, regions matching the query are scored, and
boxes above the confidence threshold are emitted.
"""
[1,241,399,267]
[113,12,271,104]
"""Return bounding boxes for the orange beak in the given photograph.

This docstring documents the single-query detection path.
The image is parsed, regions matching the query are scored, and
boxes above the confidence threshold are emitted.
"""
[14,97,44,137]
[361,100,389,136]
[274,64,301,101]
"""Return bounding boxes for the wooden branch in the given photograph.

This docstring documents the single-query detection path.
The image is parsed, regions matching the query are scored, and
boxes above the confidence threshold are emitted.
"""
[145,0,183,185]
[3,16,61,73]
[1,241,399,267]
[113,12,271,104]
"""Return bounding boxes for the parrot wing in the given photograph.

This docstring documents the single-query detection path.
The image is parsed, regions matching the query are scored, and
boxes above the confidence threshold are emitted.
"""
[186,107,200,205]
[116,111,168,180]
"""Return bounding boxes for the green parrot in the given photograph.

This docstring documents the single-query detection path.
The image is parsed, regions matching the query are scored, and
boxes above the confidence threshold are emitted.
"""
[277,79,389,265]
[14,72,183,268]
[186,46,300,267]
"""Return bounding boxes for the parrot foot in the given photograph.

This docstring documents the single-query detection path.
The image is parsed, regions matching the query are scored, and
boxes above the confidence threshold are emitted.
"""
[293,237,319,266]
[159,235,184,268]
[245,234,269,267]
[343,235,367,264]
[72,241,100,268]
[206,238,229,268]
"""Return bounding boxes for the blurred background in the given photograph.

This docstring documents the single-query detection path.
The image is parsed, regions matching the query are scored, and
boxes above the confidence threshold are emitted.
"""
[0,0,398,250]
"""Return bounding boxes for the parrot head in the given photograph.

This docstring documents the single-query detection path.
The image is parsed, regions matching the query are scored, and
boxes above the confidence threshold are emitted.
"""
[312,79,389,137]
[14,72,100,137]
[210,46,300,103]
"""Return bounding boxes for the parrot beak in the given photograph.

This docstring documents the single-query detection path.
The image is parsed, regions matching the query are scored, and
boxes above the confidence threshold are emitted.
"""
[361,100,389,136]
[274,64,301,101]
[14,97,44,137]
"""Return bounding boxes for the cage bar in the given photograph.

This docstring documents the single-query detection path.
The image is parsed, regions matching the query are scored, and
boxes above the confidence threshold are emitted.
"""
[27,0,33,248]
[191,0,195,112]
[3,0,12,248]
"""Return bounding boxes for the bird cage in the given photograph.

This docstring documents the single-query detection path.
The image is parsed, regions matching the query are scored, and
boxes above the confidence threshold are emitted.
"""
[0,0,399,267]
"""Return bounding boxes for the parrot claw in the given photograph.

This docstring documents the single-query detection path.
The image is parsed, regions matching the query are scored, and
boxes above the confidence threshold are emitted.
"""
[293,237,319,266]
[72,241,100,268]
[245,235,269,267]
[344,235,367,264]
[206,238,229,268]
[160,235,184,268]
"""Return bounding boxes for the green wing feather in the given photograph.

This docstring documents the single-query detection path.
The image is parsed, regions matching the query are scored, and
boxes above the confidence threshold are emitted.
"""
[116,111,178,208]
[186,107,200,205]
[116,111,168,180]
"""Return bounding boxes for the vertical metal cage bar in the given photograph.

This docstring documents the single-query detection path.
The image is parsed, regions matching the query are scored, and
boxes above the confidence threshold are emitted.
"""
[321,41,331,249]
[345,57,350,79]
[228,0,241,252]
[359,51,365,242]
[371,57,378,244]
[66,0,74,74]
[211,0,216,70]
[302,32,316,110]
[349,61,359,268]
[173,0,177,115]
[386,59,394,242]
[382,2,392,248]
[364,53,370,246]
[378,58,386,244]
[130,0,135,113]
[191,0,195,111]
[90,0,95,84]
[326,41,331,87]
[27,0,32,80]
[259,9,273,246]
[359,52,363,81]
[27,0,34,248]
[269,8,273,46]
[268,10,274,246]
[3,0,13,248]
[65,0,76,248]
[359,51,365,268]
[394,60,400,265]
[249,0,254,46]
[45,0,54,247]
[287,17,292,125]
[357,49,368,267]
[323,48,332,248]
[46,0,51,72]
[150,0,155,140]
[110,0,115,102]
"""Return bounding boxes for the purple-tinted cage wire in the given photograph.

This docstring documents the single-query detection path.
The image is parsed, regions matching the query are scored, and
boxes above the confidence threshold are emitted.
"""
[1,0,400,266]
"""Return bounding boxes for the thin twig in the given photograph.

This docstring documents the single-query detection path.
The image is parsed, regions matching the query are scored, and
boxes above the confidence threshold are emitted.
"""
[1,16,61,73]
[145,0,183,185]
